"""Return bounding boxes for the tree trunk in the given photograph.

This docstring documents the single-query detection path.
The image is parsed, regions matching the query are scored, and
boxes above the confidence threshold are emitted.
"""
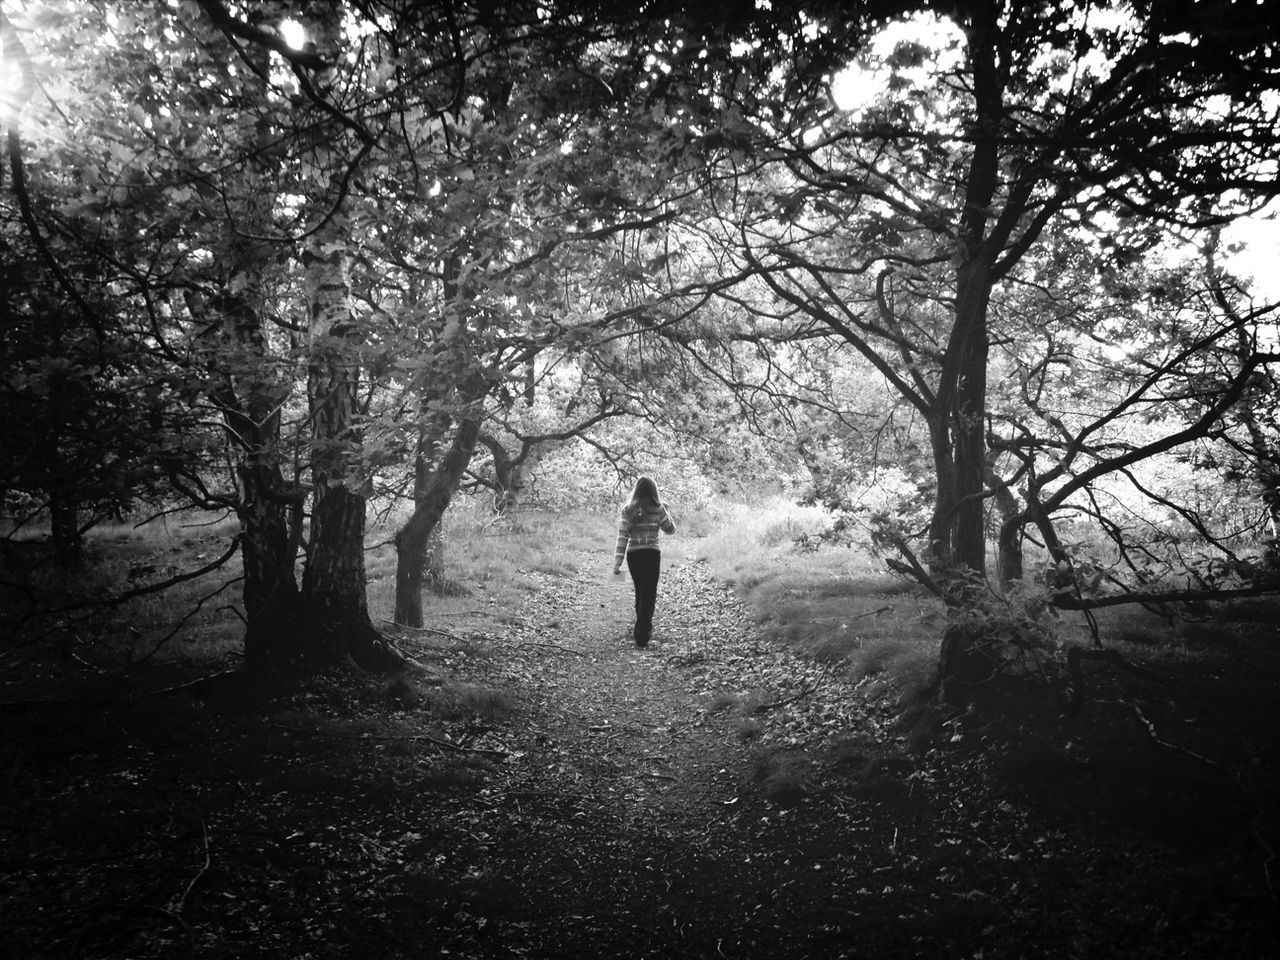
[394,410,484,627]
[239,462,301,674]
[302,478,375,656]
[929,0,1003,692]
[984,459,1023,588]
[937,621,1000,708]
[393,518,431,629]
[925,344,990,594]
[952,312,989,576]
[1261,466,1280,556]
[195,266,305,674]
[1234,357,1280,556]
[393,238,492,626]
[927,421,957,570]
[299,222,387,667]
[927,0,1000,601]
[479,434,521,514]
[415,427,448,584]
[994,513,1024,588]
[48,491,83,570]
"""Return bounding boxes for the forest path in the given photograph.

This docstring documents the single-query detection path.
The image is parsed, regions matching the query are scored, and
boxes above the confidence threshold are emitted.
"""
[413,546,918,958]
[0,545,925,960]
[6,543,1272,960]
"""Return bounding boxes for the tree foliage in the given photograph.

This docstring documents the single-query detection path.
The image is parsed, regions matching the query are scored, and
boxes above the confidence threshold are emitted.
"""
[3,0,1279,683]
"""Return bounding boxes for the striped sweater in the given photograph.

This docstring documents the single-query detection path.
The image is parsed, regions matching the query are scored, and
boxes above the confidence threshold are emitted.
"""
[613,504,676,568]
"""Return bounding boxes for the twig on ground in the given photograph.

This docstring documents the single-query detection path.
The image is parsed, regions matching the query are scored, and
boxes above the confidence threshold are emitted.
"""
[173,817,211,918]
[754,660,840,713]
[70,651,108,674]
[807,605,892,623]
[1129,700,1276,903]
[937,829,1000,852]
[130,668,239,700]
[415,733,508,758]
[1063,647,1170,715]
[383,618,587,658]
[376,634,430,671]
[133,577,242,667]
[380,620,471,644]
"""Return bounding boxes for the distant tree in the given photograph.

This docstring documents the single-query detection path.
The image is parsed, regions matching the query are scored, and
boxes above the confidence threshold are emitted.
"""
[713,0,1280,599]
[979,241,1280,607]
[0,249,179,568]
[1,9,220,570]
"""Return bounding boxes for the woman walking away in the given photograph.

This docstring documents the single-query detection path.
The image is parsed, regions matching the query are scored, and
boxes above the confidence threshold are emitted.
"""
[612,476,676,647]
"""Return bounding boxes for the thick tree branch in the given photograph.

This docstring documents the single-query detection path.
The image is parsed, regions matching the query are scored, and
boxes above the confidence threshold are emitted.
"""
[193,0,328,71]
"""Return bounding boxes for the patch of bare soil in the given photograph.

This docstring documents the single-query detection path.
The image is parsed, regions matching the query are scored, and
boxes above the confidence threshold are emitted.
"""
[2,551,1277,959]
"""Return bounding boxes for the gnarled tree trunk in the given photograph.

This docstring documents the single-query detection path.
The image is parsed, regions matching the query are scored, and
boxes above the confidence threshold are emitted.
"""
[985,457,1024,588]
[239,462,302,674]
[395,408,483,627]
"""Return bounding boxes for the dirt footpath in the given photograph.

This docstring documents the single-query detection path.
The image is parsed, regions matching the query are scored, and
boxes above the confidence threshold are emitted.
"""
[3,547,1274,959]
[426,548,911,959]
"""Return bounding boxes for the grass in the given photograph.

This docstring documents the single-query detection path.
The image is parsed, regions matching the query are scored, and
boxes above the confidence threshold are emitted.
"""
[366,499,610,627]
[697,498,943,703]
[2,497,614,677]
[424,681,518,721]
[695,499,1280,726]
[751,748,813,806]
[1,509,247,672]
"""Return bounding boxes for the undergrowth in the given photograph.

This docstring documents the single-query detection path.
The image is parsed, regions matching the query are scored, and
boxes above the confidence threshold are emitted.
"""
[3,498,614,674]
[697,498,942,706]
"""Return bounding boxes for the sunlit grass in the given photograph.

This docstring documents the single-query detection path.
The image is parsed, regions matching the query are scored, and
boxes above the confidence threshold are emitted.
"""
[697,498,943,701]
[366,496,611,627]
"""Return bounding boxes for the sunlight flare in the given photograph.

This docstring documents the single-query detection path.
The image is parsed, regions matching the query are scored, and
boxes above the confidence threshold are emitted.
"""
[279,18,306,51]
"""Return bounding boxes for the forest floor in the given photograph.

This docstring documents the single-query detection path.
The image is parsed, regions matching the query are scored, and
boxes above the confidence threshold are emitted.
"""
[2,545,1279,959]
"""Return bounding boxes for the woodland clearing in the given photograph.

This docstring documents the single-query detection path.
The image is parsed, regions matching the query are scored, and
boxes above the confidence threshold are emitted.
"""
[1,513,1278,959]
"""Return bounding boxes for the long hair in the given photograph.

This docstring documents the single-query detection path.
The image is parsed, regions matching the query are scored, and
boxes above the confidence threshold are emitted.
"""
[624,475,662,518]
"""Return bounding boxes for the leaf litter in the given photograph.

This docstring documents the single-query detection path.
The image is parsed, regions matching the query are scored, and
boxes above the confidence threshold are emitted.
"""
[1,551,1275,958]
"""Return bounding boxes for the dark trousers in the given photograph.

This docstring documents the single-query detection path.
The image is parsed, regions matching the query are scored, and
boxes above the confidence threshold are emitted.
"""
[625,549,661,642]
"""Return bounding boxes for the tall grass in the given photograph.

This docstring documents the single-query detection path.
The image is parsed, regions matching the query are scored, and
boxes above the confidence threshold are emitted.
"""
[366,498,612,626]
[698,498,942,700]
